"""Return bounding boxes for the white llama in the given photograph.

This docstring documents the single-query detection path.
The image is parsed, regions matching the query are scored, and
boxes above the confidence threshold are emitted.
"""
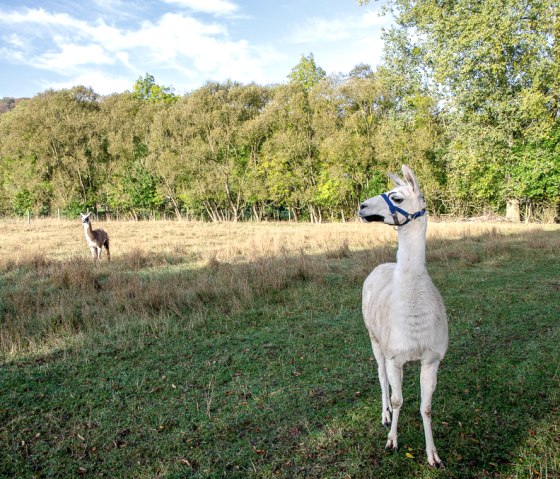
[80,212,110,262]
[358,165,448,467]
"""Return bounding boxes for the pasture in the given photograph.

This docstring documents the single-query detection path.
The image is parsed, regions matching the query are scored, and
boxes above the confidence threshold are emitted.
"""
[0,218,558,478]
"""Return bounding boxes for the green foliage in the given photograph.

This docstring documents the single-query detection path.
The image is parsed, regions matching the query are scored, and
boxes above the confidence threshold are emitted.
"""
[132,73,177,104]
[11,189,33,216]
[512,127,560,202]
[62,199,91,218]
[0,43,558,221]
[379,0,560,215]
[287,53,326,91]
[106,162,162,213]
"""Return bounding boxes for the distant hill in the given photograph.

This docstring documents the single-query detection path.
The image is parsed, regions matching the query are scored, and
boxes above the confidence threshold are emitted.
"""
[0,97,28,114]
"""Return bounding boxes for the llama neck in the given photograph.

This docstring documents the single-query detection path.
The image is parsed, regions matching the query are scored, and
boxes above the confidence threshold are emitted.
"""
[83,222,93,239]
[396,216,427,273]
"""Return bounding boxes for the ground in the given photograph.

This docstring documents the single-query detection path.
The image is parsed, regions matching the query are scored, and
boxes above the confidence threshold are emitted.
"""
[0,219,558,478]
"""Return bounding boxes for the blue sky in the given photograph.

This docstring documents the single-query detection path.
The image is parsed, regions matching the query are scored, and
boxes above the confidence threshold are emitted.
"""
[0,0,392,98]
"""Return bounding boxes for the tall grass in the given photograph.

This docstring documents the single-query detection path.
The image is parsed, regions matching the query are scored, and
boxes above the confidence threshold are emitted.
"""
[0,218,556,360]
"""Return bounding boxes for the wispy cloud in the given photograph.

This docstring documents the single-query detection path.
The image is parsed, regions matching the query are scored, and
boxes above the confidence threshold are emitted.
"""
[1,7,89,30]
[161,0,239,16]
[44,71,132,95]
[289,11,387,44]
[286,8,389,75]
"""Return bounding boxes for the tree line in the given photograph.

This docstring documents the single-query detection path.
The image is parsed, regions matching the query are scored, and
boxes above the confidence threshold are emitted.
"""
[1,0,558,222]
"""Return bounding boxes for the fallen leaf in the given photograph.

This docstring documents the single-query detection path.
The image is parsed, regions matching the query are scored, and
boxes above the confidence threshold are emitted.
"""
[405,452,414,459]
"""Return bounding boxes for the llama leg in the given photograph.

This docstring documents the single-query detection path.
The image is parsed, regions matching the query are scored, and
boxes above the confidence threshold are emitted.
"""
[420,360,443,467]
[370,338,391,426]
[97,246,102,260]
[385,360,403,450]
[105,239,110,262]
[90,246,96,261]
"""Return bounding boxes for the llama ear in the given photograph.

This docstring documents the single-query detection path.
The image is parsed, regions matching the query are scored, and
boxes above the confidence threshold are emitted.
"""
[401,164,420,193]
[388,173,406,187]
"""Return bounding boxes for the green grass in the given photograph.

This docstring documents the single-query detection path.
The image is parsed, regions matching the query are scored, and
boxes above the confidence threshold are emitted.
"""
[1,224,559,478]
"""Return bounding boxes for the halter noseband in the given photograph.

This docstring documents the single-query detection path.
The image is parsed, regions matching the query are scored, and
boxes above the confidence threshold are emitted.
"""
[381,193,426,227]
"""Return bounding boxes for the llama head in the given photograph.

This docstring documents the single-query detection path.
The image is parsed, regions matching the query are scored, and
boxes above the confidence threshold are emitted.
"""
[358,165,426,226]
[80,212,91,224]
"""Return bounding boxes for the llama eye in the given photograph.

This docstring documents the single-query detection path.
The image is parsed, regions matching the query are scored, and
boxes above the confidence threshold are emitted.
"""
[392,197,403,204]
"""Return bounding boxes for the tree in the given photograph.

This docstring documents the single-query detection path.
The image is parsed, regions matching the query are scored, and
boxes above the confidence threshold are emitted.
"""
[99,92,162,218]
[364,0,560,217]
[148,81,272,221]
[287,53,326,92]
[0,87,107,216]
[132,73,177,104]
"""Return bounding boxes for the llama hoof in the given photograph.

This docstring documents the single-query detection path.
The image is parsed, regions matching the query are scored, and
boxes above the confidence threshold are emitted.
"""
[385,438,397,451]
[427,450,444,468]
[381,408,392,427]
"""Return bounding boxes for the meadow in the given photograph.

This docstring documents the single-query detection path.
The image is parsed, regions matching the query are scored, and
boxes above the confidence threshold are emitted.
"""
[0,218,558,478]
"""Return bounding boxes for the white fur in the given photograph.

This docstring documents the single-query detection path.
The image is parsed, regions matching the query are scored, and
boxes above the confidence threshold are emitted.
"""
[359,165,448,467]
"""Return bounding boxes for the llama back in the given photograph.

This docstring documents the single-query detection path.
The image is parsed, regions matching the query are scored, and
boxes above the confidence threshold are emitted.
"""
[93,228,109,245]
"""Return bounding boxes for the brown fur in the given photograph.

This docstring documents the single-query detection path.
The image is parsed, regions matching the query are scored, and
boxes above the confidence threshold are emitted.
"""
[81,213,110,261]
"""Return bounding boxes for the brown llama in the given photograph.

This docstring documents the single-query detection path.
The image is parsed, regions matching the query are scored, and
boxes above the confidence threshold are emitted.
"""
[80,212,110,261]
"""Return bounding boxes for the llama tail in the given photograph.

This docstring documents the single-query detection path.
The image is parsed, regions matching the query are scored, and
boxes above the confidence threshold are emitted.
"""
[104,237,110,262]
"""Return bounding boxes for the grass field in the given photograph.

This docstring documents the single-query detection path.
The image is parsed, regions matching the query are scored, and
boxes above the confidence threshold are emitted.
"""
[1,218,559,478]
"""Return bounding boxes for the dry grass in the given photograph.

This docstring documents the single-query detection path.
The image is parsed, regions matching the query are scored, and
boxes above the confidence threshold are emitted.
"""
[1,217,558,360]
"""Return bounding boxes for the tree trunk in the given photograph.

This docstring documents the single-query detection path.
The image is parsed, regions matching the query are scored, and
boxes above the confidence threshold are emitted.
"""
[291,207,299,222]
[252,204,262,222]
[506,199,520,222]
[542,203,558,224]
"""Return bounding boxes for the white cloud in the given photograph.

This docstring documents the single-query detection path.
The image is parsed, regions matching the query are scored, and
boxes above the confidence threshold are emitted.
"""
[291,18,353,44]
[289,10,388,45]
[0,6,281,94]
[361,11,388,28]
[5,33,26,48]
[44,70,132,95]
[92,0,127,10]
[0,7,89,30]
[162,0,239,16]
[316,35,386,75]
[34,43,114,71]
[286,8,390,73]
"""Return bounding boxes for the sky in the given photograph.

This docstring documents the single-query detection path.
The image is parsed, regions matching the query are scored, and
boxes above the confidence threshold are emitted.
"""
[0,0,393,99]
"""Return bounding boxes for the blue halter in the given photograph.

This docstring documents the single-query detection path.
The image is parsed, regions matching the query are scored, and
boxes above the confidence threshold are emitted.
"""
[381,193,426,227]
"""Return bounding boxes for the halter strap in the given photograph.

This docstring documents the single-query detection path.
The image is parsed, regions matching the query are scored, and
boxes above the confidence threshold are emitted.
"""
[381,193,426,227]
